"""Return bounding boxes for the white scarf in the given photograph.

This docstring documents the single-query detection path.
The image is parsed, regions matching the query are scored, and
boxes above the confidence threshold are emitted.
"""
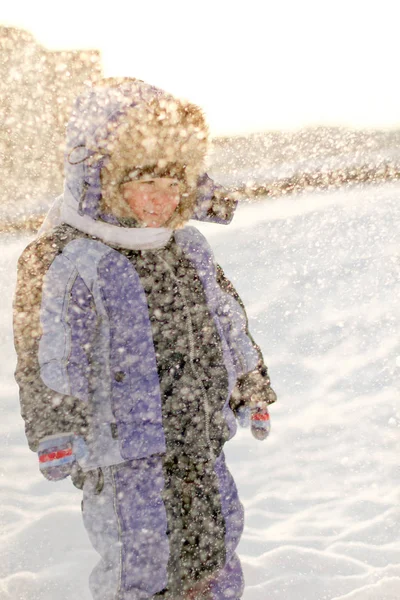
[38,186,173,250]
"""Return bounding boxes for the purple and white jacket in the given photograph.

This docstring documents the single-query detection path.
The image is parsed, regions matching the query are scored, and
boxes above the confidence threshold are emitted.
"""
[29,223,258,469]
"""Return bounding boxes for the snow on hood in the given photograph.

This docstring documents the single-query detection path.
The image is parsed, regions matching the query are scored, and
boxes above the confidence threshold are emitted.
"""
[63,79,169,223]
[37,79,232,240]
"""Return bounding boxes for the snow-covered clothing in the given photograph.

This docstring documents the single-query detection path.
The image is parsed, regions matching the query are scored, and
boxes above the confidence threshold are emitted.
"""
[13,79,276,599]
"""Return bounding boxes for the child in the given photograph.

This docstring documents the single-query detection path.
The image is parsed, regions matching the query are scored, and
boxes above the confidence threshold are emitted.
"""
[13,78,276,600]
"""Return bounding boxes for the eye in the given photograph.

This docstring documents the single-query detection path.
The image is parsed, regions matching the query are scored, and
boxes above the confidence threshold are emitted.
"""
[170,182,179,187]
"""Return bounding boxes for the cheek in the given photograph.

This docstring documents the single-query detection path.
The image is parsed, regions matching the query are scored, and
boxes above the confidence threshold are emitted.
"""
[168,198,180,211]
[154,192,180,211]
[166,192,180,209]
[122,190,148,211]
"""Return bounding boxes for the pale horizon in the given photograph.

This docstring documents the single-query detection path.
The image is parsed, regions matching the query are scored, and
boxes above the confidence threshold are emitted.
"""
[2,0,400,136]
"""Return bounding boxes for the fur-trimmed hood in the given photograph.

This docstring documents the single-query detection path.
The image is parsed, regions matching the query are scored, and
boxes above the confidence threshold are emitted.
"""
[64,78,208,229]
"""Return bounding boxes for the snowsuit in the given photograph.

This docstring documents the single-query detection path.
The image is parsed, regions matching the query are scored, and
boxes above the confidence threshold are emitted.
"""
[13,79,276,600]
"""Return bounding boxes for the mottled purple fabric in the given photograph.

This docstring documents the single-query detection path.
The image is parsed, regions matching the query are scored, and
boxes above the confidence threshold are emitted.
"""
[210,553,244,600]
[210,452,245,599]
[97,250,166,459]
[113,457,169,597]
[82,454,245,600]
[78,159,107,221]
[82,459,169,599]
[82,454,245,599]
[64,88,136,211]
[214,452,245,560]
[66,275,97,401]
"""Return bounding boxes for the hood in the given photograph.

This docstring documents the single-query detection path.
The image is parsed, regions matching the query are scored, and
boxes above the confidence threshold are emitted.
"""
[63,77,208,229]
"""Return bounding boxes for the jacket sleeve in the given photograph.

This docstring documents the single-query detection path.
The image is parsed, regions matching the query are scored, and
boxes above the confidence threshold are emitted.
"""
[13,235,91,452]
[215,264,277,415]
[191,173,238,224]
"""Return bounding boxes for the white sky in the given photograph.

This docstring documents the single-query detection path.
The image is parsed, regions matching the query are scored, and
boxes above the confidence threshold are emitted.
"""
[2,0,400,136]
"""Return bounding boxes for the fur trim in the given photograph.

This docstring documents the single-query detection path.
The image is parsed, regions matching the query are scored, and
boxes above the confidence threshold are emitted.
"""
[97,83,208,228]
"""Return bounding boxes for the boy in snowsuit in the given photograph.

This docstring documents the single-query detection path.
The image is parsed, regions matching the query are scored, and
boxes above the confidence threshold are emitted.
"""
[13,78,277,600]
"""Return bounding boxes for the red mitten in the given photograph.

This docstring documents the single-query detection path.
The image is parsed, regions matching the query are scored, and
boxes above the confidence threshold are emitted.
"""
[250,403,271,440]
[38,433,88,481]
[230,365,276,441]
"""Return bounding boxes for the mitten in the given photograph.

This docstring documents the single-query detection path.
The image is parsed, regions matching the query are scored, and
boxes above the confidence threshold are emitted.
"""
[236,403,271,440]
[231,365,277,441]
[38,433,87,481]
[192,173,238,224]
[250,403,271,441]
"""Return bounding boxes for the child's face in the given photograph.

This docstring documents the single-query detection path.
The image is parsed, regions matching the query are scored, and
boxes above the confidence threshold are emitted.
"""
[120,177,181,228]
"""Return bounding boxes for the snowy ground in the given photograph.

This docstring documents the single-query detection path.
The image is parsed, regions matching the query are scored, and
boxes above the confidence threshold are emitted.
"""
[1,182,399,600]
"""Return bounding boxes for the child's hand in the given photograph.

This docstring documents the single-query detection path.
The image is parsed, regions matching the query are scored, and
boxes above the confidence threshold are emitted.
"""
[236,402,271,440]
[231,366,276,441]
[250,401,271,441]
[38,433,87,481]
